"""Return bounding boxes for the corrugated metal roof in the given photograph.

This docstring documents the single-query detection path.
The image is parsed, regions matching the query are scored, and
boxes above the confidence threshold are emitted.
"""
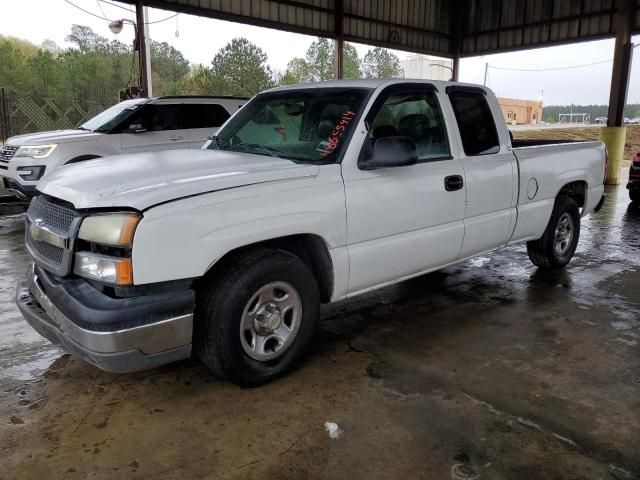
[119,0,640,57]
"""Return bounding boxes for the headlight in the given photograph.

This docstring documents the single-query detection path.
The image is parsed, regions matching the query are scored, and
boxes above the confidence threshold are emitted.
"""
[74,252,133,285]
[15,144,57,158]
[78,213,141,247]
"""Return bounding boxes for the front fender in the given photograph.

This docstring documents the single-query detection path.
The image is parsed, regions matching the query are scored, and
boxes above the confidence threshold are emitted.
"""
[131,168,347,286]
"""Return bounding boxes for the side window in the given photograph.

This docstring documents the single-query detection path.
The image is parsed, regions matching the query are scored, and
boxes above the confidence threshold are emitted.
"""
[126,104,183,132]
[448,91,500,156]
[185,104,231,129]
[367,90,450,161]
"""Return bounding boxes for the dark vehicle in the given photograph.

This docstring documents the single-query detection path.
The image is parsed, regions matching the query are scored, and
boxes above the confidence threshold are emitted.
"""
[628,152,640,202]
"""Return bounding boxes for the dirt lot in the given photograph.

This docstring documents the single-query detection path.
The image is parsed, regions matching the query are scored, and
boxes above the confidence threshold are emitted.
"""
[1,182,639,479]
[512,124,640,168]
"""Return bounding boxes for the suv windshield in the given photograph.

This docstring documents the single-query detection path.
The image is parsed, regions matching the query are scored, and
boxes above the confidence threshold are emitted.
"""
[206,87,371,164]
[80,99,146,132]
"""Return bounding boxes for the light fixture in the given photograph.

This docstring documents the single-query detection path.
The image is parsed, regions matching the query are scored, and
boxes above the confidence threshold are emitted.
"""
[108,19,124,34]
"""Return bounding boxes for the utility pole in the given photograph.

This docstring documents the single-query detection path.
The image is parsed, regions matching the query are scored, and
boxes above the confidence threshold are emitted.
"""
[143,6,152,97]
[483,62,488,86]
[135,0,150,97]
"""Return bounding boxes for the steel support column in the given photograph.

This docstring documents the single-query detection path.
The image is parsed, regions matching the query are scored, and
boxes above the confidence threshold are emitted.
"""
[334,0,344,79]
[601,0,635,184]
[607,0,635,127]
[136,0,151,97]
[450,0,466,81]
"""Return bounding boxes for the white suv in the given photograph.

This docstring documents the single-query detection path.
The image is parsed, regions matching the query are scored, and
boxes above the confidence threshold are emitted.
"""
[0,95,247,198]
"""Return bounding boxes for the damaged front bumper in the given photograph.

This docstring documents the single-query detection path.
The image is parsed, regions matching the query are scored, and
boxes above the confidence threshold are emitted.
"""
[16,265,194,373]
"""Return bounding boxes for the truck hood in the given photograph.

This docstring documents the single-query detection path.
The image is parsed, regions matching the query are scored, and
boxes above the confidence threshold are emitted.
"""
[8,129,102,145]
[37,149,320,210]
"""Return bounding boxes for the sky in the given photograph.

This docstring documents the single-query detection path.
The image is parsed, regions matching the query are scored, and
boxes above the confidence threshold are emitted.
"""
[2,0,639,106]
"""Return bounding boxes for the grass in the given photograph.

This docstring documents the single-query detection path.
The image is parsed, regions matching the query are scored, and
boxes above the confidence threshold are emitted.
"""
[512,124,640,168]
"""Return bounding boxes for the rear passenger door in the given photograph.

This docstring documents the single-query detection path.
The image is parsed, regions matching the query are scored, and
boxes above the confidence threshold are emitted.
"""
[120,103,189,153]
[185,103,232,148]
[447,87,518,257]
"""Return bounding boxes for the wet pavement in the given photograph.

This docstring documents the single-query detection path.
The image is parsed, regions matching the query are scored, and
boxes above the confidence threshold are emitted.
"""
[1,187,639,480]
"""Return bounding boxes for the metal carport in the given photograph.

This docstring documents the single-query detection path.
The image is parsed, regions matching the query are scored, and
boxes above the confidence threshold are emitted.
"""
[119,0,640,181]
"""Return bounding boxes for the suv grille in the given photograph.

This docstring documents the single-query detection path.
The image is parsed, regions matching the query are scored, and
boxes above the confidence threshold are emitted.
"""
[25,196,83,275]
[0,145,17,170]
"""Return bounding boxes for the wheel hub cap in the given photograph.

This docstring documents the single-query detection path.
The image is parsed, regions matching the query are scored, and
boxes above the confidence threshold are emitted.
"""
[254,302,281,333]
[240,281,302,362]
[554,212,574,256]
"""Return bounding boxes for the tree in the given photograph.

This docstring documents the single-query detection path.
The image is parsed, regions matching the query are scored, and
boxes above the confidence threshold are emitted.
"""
[305,38,334,81]
[150,40,190,95]
[342,43,361,79]
[208,38,274,96]
[361,47,403,79]
[173,64,213,95]
[280,57,313,85]
[305,37,361,81]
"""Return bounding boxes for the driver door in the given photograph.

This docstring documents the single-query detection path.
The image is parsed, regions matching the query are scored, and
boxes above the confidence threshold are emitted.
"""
[342,84,466,294]
[121,103,189,154]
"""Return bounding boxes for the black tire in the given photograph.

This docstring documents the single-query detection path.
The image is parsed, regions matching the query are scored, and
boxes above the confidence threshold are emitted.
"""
[630,189,640,203]
[195,248,320,387]
[527,196,580,270]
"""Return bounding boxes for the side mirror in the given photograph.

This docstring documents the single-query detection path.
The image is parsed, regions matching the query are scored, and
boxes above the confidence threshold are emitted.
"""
[359,136,418,170]
[125,123,147,133]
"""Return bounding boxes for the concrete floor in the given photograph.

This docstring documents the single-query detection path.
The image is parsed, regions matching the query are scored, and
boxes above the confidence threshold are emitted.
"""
[1,187,639,480]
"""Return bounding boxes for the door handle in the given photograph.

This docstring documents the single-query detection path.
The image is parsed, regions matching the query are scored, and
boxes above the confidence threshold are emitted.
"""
[168,135,184,141]
[444,175,464,191]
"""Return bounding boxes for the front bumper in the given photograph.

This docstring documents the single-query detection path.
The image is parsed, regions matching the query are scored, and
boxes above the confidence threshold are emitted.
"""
[16,265,194,373]
[1,177,37,199]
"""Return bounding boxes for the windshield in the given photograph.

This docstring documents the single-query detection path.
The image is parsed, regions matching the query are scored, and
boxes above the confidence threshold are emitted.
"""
[80,99,146,132]
[205,87,371,164]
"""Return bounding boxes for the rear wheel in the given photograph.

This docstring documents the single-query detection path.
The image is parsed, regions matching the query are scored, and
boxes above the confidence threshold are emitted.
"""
[527,196,580,269]
[195,248,320,387]
[630,188,640,203]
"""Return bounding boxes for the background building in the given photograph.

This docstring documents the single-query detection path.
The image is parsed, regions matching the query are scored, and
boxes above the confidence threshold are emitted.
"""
[498,97,544,125]
[400,54,451,81]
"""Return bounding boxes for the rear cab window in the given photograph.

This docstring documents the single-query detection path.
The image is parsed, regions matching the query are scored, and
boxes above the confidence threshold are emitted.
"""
[448,89,500,156]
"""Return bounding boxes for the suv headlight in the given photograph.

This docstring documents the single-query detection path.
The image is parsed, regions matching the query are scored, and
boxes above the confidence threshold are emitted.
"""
[75,213,141,285]
[78,213,141,247]
[15,144,57,158]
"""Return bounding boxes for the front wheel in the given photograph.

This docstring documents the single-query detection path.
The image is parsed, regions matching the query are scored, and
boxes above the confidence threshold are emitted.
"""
[630,188,640,203]
[195,248,320,387]
[527,196,580,269]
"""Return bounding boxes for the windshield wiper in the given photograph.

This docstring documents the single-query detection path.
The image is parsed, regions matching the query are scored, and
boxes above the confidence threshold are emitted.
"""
[76,126,91,131]
[236,143,283,158]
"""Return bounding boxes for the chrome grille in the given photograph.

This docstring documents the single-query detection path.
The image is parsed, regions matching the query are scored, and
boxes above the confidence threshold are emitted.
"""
[25,196,83,276]
[32,239,64,264]
[28,196,80,234]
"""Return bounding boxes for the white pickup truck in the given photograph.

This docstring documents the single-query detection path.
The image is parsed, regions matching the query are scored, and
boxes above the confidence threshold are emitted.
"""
[16,80,606,386]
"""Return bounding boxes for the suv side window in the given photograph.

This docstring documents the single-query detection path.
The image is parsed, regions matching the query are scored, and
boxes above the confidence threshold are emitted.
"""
[125,104,183,132]
[367,90,450,161]
[184,104,231,129]
[448,91,500,156]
